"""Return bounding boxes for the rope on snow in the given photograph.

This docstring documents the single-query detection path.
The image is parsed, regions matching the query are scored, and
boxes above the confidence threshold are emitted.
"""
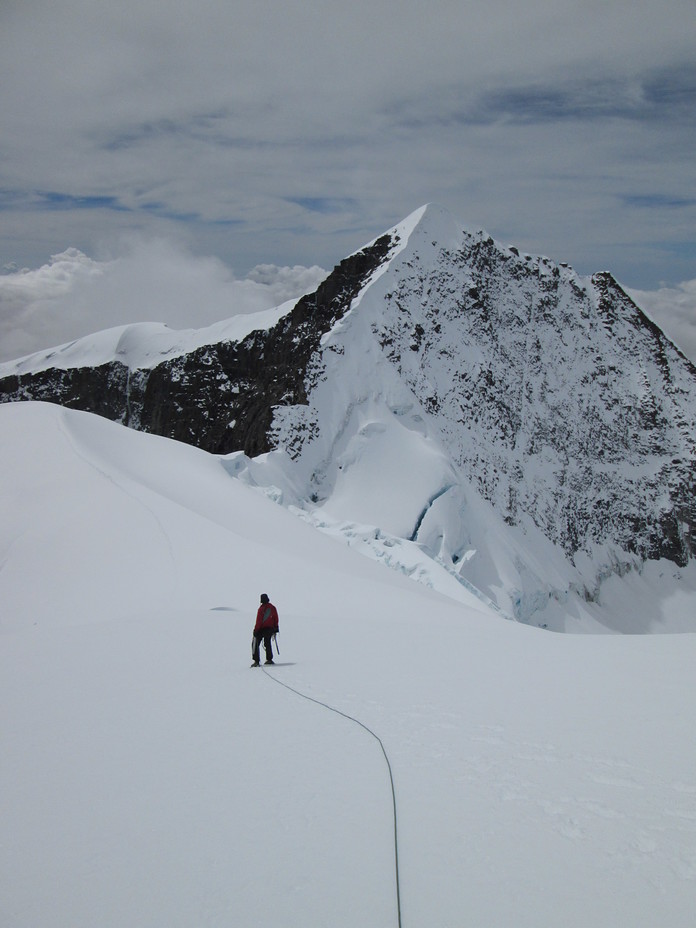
[261,667,403,928]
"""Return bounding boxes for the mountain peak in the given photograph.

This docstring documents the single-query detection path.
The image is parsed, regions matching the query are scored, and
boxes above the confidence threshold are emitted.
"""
[383,202,470,255]
[1,207,695,631]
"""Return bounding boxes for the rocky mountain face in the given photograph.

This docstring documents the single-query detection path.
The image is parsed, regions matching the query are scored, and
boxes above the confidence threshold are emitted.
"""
[2,204,695,624]
[361,221,696,567]
[0,234,392,458]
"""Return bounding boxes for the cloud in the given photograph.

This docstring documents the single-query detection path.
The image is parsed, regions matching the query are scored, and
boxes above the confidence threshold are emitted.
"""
[245,263,330,305]
[0,1,694,292]
[388,65,696,129]
[627,280,696,365]
[0,239,326,363]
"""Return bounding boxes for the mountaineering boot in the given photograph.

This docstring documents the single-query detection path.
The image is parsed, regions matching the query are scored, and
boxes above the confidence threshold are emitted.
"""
[265,659,274,665]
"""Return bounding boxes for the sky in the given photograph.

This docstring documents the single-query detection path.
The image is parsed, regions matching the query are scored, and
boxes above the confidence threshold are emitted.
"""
[1,0,695,361]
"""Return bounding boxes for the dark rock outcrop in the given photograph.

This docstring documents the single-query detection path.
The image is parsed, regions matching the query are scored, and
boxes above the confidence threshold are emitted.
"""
[0,234,393,457]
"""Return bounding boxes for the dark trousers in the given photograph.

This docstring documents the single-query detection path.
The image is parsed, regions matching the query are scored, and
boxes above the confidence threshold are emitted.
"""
[253,629,274,663]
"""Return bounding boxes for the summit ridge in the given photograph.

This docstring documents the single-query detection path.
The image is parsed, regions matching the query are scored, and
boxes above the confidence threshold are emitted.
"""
[1,206,695,631]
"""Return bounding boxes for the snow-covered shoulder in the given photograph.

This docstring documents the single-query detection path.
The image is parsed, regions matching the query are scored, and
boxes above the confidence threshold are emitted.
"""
[0,300,295,375]
[368,203,468,260]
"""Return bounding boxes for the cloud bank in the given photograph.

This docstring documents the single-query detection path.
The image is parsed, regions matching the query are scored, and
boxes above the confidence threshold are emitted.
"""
[0,240,326,363]
[627,280,696,366]
[0,0,694,290]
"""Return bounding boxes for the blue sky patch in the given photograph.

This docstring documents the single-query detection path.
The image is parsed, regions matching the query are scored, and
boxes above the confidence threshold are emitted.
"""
[286,197,356,215]
[622,194,696,210]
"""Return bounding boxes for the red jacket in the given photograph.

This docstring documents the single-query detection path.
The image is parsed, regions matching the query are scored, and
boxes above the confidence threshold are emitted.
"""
[255,602,279,633]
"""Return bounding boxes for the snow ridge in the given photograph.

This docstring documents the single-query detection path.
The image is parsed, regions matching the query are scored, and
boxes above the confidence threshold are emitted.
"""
[258,204,696,629]
[1,204,695,631]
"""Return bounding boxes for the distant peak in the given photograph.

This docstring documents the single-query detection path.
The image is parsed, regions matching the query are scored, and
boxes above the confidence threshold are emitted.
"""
[385,203,467,255]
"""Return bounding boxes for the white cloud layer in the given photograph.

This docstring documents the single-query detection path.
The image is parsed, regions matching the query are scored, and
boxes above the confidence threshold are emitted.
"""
[0,0,693,290]
[626,280,696,366]
[0,240,326,363]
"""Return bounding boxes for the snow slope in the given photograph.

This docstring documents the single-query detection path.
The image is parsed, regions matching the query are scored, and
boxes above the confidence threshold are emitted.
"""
[2,205,695,634]
[250,205,696,633]
[2,402,696,927]
[0,300,294,377]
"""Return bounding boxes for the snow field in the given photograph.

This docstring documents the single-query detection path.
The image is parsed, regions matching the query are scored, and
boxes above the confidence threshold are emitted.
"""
[2,609,397,927]
[2,402,696,927]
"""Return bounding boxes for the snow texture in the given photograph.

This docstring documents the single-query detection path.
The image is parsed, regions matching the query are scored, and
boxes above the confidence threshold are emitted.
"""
[1,204,695,633]
[263,205,696,632]
[2,401,696,928]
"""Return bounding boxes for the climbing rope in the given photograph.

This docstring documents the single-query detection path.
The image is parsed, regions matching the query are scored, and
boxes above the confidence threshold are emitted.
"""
[261,667,403,928]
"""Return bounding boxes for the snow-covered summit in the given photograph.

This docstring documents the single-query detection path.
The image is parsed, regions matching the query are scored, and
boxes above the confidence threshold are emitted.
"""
[385,202,467,252]
[260,207,696,629]
[380,202,585,285]
[1,205,695,631]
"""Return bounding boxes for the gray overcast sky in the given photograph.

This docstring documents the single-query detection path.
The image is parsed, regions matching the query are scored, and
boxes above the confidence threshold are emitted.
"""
[1,0,695,362]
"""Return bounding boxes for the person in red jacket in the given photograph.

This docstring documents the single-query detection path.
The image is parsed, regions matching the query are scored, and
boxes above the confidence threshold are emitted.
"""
[252,593,279,666]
